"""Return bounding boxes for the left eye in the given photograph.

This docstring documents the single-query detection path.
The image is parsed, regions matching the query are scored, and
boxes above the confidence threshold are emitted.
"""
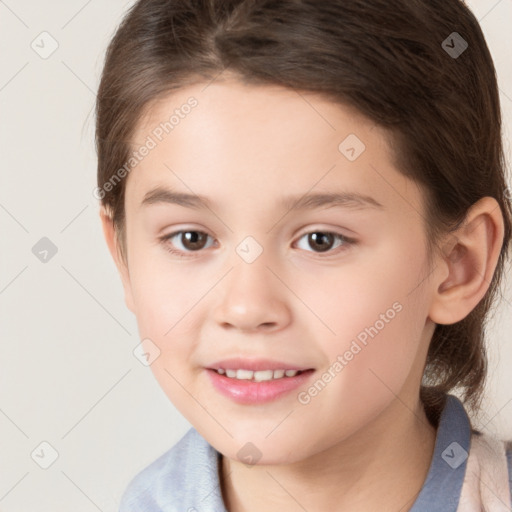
[159,230,354,257]
[294,231,354,254]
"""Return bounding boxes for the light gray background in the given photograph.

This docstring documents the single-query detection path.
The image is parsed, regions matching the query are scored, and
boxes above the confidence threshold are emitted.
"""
[0,0,511,510]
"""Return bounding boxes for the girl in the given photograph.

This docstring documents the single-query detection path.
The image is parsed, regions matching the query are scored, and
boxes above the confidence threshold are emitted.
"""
[95,0,512,510]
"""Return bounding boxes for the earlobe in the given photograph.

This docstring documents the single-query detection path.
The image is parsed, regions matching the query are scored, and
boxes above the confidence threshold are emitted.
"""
[428,197,505,325]
[99,207,136,313]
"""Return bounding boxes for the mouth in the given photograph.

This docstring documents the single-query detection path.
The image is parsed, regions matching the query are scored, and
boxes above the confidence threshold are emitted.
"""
[205,367,316,404]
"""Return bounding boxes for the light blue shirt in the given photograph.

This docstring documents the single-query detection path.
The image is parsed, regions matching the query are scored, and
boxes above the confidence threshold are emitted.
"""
[119,395,512,511]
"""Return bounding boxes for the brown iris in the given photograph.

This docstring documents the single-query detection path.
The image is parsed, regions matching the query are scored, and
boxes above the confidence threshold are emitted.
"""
[307,232,335,252]
[179,231,209,251]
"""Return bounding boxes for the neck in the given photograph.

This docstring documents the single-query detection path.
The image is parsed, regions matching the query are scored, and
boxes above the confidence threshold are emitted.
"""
[220,395,437,512]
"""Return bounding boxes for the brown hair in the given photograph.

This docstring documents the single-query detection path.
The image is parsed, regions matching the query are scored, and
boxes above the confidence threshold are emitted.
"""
[95,0,512,416]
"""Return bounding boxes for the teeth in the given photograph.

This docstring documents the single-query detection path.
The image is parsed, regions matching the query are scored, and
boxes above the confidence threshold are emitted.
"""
[236,369,254,380]
[217,368,301,380]
[254,370,274,382]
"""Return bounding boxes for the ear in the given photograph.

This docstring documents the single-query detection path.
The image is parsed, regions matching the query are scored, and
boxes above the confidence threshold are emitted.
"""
[99,207,135,313]
[428,196,505,325]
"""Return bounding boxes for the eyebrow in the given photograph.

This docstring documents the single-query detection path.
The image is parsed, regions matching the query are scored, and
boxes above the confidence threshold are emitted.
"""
[140,186,384,212]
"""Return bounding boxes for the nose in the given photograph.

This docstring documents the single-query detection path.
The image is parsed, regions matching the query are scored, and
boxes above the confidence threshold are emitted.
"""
[212,259,292,333]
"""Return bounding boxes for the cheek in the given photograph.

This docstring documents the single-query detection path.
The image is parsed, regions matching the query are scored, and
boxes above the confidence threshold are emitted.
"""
[298,233,429,395]
[127,241,203,336]
[127,260,203,411]
[331,302,424,398]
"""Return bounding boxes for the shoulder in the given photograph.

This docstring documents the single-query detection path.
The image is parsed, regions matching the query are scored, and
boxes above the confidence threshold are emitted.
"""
[506,440,512,498]
[119,427,208,511]
[469,432,512,504]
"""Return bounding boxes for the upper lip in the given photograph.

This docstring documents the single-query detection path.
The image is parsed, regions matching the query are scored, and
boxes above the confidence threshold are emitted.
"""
[206,357,314,371]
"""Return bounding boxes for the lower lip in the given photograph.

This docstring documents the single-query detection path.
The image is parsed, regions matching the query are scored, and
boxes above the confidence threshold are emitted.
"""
[206,368,315,404]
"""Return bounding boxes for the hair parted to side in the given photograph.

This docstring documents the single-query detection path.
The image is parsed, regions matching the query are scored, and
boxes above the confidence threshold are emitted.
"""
[95,0,512,417]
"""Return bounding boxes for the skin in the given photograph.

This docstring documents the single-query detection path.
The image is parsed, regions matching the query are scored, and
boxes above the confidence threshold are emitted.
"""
[100,78,504,511]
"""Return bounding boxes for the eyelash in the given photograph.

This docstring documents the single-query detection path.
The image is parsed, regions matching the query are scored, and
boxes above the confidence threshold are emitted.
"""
[158,229,356,259]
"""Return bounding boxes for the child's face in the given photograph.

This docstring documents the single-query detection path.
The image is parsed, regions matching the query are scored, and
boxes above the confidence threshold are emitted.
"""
[114,79,440,463]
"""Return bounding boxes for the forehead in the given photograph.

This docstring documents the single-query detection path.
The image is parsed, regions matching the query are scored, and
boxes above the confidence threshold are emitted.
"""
[126,79,423,218]
[133,79,379,158]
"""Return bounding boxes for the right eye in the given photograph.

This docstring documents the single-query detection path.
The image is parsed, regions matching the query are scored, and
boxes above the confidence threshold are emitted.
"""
[159,230,216,258]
